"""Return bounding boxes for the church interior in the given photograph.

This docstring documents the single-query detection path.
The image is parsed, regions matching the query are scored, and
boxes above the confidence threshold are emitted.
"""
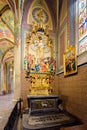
[0,0,87,130]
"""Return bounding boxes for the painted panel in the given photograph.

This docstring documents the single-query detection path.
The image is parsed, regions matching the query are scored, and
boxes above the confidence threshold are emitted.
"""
[58,23,67,71]
[60,32,65,66]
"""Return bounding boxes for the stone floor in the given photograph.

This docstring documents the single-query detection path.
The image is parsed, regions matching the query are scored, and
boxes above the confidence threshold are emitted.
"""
[0,93,21,130]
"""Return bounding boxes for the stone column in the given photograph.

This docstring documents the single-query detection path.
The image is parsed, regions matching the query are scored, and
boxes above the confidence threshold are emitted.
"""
[6,63,10,93]
[13,19,21,101]
[0,64,1,91]
[0,63,7,93]
[0,63,4,91]
[12,0,24,101]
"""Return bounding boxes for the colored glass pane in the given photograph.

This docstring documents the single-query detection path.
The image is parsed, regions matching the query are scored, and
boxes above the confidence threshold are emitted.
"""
[78,0,87,54]
[79,0,86,14]
[79,8,86,27]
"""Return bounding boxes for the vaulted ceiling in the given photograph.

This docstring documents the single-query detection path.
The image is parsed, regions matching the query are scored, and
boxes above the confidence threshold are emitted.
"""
[0,0,18,63]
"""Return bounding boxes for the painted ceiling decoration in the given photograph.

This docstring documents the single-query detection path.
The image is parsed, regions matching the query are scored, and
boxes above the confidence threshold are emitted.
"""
[2,48,14,63]
[0,0,24,63]
[0,0,7,11]
[0,40,14,59]
[0,0,15,63]
[1,9,14,33]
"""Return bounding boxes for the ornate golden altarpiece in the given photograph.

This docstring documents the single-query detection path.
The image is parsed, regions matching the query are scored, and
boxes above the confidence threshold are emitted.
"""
[24,9,56,96]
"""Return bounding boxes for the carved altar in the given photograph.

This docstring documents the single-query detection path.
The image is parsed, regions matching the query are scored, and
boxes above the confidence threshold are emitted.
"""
[29,73,54,95]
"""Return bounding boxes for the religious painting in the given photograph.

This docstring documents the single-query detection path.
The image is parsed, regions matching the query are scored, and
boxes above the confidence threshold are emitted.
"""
[63,46,77,77]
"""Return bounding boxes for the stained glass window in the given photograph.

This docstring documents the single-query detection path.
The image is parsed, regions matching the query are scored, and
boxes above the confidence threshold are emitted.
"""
[78,0,87,54]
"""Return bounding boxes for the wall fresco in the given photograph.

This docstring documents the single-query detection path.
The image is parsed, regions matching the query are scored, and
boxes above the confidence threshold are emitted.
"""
[60,31,65,66]
[27,0,53,30]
